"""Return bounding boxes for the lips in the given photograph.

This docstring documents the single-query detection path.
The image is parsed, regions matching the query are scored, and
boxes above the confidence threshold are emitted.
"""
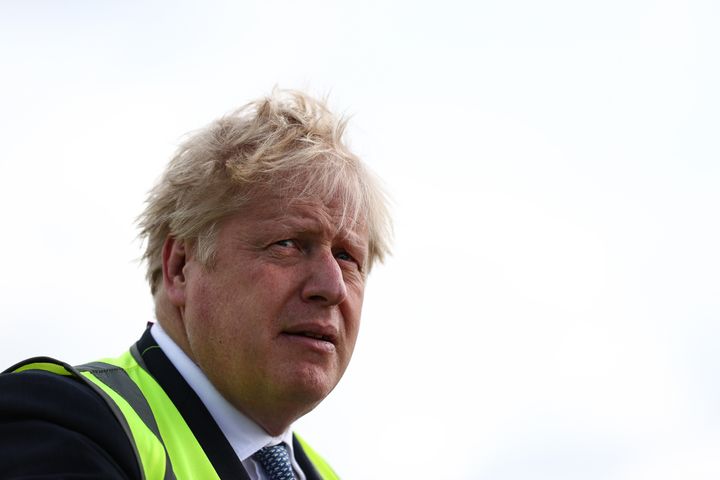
[295,332,333,342]
[282,324,338,346]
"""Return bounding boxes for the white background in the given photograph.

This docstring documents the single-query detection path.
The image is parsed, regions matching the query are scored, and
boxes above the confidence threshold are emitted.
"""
[1,1,719,478]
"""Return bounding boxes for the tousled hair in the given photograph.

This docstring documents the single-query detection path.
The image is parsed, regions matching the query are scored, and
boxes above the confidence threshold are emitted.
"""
[138,89,392,295]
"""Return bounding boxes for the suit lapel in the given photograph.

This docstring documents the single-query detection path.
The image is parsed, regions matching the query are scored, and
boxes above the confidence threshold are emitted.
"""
[293,434,323,480]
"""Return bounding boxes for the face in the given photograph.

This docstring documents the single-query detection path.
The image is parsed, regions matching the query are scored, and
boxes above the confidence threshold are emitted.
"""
[173,192,368,431]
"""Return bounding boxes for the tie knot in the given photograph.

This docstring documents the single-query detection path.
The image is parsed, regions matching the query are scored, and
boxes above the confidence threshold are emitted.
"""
[252,443,296,480]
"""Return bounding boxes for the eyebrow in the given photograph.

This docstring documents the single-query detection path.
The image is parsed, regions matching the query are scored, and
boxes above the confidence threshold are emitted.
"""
[271,214,368,256]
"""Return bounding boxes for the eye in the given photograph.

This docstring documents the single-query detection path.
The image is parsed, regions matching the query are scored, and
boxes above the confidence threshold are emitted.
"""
[336,251,352,261]
[274,239,296,248]
[269,239,303,253]
[335,250,359,267]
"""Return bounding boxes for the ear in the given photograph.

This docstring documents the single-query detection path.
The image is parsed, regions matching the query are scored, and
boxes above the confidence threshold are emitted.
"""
[162,236,189,307]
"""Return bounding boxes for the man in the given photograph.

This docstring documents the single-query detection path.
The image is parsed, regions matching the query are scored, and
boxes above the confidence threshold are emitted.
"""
[0,90,391,479]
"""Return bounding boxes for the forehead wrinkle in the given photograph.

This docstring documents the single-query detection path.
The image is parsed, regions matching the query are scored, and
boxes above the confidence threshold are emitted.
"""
[277,208,354,241]
[229,189,368,250]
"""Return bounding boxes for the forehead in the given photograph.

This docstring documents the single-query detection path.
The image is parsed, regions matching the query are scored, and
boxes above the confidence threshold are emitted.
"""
[230,189,368,243]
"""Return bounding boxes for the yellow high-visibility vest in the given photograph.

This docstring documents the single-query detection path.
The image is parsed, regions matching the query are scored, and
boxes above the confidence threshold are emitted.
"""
[10,346,339,480]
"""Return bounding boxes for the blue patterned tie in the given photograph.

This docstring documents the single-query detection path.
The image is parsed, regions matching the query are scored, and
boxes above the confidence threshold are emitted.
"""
[252,443,297,480]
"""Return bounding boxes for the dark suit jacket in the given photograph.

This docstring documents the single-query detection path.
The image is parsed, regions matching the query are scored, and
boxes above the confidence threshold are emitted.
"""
[0,327,325,479]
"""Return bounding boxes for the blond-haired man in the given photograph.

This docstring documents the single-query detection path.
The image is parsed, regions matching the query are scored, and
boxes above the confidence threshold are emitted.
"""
[0,90,391,479]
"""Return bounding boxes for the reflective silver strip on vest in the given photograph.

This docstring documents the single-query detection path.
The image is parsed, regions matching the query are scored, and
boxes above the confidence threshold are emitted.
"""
[78,361,177,480]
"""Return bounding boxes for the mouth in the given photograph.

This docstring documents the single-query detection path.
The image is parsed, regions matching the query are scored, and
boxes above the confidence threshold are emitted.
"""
[281,324,338,351]
[290,331,334,342]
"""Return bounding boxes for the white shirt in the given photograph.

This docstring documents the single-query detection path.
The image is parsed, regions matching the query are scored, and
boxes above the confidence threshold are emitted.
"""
[150,322,306,480]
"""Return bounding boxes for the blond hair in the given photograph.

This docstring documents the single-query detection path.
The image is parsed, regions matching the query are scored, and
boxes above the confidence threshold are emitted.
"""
[138,89,392,294]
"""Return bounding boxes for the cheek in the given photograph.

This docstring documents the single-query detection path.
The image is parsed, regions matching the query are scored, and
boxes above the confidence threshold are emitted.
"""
[184,272,242,343]
[188,275,223,316]
[342,292,365,337]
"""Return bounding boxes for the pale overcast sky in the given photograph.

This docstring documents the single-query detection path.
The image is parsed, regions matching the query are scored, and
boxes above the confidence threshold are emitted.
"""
[1,1,719,478]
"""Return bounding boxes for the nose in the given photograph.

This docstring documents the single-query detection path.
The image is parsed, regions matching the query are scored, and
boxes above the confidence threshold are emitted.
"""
[301,250,348,306]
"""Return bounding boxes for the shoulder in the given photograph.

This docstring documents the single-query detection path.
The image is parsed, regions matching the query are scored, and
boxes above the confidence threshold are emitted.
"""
[0,366,141,479]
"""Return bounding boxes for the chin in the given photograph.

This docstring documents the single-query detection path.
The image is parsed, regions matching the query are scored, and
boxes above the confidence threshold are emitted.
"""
[279,367,339,406]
